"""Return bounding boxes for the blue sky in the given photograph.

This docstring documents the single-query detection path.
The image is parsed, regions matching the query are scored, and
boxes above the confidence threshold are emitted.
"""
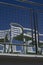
[0,0,43,37]
[0,0,43,29]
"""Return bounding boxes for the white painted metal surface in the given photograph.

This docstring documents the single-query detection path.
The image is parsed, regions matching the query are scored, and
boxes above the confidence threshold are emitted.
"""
[0,53,43,58]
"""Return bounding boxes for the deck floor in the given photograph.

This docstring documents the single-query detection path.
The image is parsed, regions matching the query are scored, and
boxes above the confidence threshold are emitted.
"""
[0,53,43,65]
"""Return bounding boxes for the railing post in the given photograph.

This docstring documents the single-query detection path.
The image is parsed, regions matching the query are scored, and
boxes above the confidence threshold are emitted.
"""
[33,9,37,54]
[4,31,6,53]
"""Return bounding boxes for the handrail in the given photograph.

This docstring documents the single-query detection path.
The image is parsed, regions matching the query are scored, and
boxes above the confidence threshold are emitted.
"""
[0,28,43,37]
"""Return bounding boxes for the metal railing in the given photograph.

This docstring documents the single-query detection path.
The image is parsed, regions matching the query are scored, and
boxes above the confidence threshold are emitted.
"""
[0,1,43,55]
[0,27,43,55]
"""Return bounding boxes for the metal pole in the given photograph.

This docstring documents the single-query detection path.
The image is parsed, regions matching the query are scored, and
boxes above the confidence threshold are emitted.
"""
[33,9,37,54]
[30,9,34,45]
[35,10,39,53]
[10,25,13,53]
[23,38,26,54]
[4,31,6,53]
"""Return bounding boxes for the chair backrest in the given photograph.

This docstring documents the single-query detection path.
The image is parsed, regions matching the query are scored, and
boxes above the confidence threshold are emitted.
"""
[10,23,23,39]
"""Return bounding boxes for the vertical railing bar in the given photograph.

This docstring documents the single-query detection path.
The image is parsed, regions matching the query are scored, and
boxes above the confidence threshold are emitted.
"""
[33,9,37,54]
[35,10,39,51]
[30,8,34,45]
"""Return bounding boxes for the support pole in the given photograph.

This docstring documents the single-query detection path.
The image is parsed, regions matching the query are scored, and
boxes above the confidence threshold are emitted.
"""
[30,9,34,45]
[4,31,6,53]
[10,25,13,53]
[33,9,37,54]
